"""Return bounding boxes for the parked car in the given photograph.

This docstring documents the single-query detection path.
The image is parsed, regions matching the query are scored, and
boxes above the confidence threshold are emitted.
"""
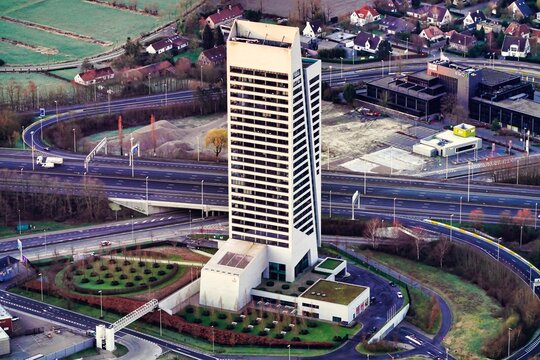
[389,281,396,287]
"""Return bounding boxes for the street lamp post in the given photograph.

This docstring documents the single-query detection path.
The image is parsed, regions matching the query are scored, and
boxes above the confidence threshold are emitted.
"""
[340,57,343,79]
[508,328,512,357]
[393,197,397,225]
[520,225,523,249]
[467,162,471,202]
[131,215,134,244]
[450,214,454,242]
[211,325,215,353]
[459,196,462,224]
[536,203,538,229]
[18,209,21,235]
[159,308,162,336]
[39,273,43,301]
[145,176,149,214]
[31,131,35,171]
[329,190,332,218]
[72,128,76,152]
[201,180,204,218]
[516,159,520,185]
[99,290,103,318]
[497,237,502,261]
[189,210,192,234]
[287,344,291,360]
[54,100,58,123]
[329,66,333,86]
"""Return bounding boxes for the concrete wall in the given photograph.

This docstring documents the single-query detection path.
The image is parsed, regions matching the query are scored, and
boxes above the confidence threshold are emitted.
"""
[43,338,94,360]
[369,303,410,344]
[160,279,201,315]
[0,329,8,356]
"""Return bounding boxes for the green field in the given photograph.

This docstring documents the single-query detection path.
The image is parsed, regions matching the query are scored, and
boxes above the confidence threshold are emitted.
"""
[49,68,79,81]
[357,249,503,359]
[0,0,177,65]
[0,72,72,89]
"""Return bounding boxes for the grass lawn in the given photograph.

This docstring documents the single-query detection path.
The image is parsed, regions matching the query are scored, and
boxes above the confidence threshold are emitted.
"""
[50,68,80,81]
[0,220,94,239]
[178,48,203,63]
[11,287,338,357]
[407,287,441,335]
[179,305,359,343]
[317,258,343,270]
[113,343,129,357]
[356,248,503,359]
[0,73,71,90]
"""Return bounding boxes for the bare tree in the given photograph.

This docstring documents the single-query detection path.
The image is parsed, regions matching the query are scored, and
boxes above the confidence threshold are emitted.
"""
[364,218,381,249]
[411,226,428,261]
[434,235,451,268]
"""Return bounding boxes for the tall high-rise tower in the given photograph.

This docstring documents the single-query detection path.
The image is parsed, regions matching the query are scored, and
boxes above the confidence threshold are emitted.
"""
[200,20,321,311]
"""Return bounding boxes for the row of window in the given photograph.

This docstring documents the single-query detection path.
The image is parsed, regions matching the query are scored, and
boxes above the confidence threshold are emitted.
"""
[231,179,288,194]
[231,187,289,202]
[231,218,289,233]
[231,226,289,241]
[230,75,288,89]
[231,195,287,209]
[231,211,289,225]
[230,132,288,146]
[231,155,288,170]
[230,149,289,164]
[231,100,288,114]
[234,233,289,248]
[231,171,289,187]
[231,140,288,154]
[231,164,288,178]
[230,91,288,106]
[231,108,288,122]
[231,124,288,138]
[231,203,288,217]
[230,66,288,80]
[230,83,288,98]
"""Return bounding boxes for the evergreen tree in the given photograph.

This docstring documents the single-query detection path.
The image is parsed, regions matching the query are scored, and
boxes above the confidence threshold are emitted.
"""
[214,28,225,46]
[343,84,357,105]
[377,40,392,60]
[415,21,422,34]
[202,24,215,50]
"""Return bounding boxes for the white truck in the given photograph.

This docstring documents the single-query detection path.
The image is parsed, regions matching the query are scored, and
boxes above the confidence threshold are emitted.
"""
[36,155,63,167]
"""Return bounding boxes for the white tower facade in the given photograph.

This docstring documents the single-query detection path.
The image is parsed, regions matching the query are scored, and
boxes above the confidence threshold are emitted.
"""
[200,20,321,311]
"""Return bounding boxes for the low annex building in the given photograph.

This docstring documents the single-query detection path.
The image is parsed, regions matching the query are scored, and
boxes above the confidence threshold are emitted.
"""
[413,123,482,157]
[146,35,188,54]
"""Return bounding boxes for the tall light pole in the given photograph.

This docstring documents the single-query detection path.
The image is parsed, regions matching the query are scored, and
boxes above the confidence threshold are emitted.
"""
[201,180,204,218]
[44,229,47,253]
[459,196,462,224]
[535,203,538,229]
[450,214,454,242]
[148,74,151,95]
[520,225,523,249]
[196,135,200,162]
[445,155,448,179]
[189,210,192,234]
[31,131,35,171]
[107,89,112,115]
[381,60,384,77]
[99,290,103,318]
[211,325,215,353]
[516,159,520,185]
[287,344,291,360]
[393,197,397,225]
[54,100,58,123]
[467,162,471,202]
[329,66,333,86]
[340,57,343,79]
[18,209,21,234]
[159,308,162,336]
[364,171,367,195]
[72,128,76,152]
[39,273,43,301]
[497,237,502,261]
[145,176,149,214]
[164,82,168,106]
[508,328,512,357]
[131,215,134,244]
[329,190,332,218]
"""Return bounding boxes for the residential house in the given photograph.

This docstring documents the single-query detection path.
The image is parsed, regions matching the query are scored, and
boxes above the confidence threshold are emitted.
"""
[448,32,477,52]
[475,21,503,34]
[427,6,452,26]
[375,0,403,13]
[537,12,540,20]
[507,0,533,19]
[350,5,381,26]
[420,26,444,41]
[74,67,114,86]
[303,20,324,38]
[198,45,227,66]
[406,5,431,19]
[379,16,415,35]
[530,28,540,38]
[353,31,382,53]
[463,10,486,27]
[122,61,175,82]
[205,4,243,29]
[501,35,530,57]
[146,35,188,54]
[505,22,530,38]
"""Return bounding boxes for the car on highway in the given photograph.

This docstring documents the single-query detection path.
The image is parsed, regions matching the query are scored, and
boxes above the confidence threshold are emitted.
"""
[397,291,403,298]
[389,281,396,287]
[100,241,112,247]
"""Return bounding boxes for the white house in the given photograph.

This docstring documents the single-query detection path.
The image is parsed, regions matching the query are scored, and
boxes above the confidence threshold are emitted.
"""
[419,26,444,41]
[146,35,188,54]
[463,10,486,27]
[350,5,380,26]
[74,67,114,86]
[353,31,382,53]
[427,6,452,26]
[302,20,324,38]
[501,35,530,57]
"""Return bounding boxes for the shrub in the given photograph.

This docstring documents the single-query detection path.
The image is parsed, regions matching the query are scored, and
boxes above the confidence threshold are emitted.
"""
[300,329,309,335]
[193,318,202,324]
[90,271,98,277]
[86,264,93,270]
[218,313,227,320]
[139,283,147,288]
[104,273,113,278]
[307,321,318,328]
[186,306,195,314]
[258,330,268,336]
[266,281,274,286]
[158,270,166,276]
[284,325,292,332]
[152,263,160,268]
[75,270,83,276]
[138,261,145,267]
[281,284,290,290]
[96,279,104,284]
[126,282,134,287]
[298,286,307,292]
[129,268,137,273]
[100,265,107,271]
[234,316,243,322]
[202,310,210,317]
[292,337,301,341]
[144,269,151,275]
[226,324,235,330]
[80,278,90,284]
[262,312,269,318]
[123,260,131,266]
[109,259,116,264]
[250,319,258,326]
[115,266,122,272]
[306,280,314,285]
[266,322,275,329]
[149,276,157,282]
[242,327,251,333]
[210,321,218,326]
[333,335,342,342]
[119,274,128,280]
[166,264,173,269]
[111,280,119,286]
[134,275,142,281]
[275,333,284,339]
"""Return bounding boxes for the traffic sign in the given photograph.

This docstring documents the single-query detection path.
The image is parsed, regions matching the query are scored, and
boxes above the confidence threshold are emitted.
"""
[39,108,45,117]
